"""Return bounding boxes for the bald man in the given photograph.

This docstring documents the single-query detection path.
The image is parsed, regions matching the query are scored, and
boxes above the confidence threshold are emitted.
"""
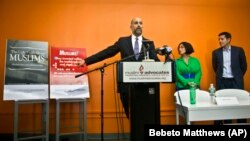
[78,17,160,141]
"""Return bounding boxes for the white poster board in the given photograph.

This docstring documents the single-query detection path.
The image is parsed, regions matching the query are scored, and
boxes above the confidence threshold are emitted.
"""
[3,39,49,100]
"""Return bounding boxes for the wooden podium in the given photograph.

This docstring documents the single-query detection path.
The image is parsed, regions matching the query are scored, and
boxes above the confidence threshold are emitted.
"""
[117,62,174,141]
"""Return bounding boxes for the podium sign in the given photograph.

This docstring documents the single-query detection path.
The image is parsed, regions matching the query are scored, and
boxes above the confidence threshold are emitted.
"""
[117,62,173,83]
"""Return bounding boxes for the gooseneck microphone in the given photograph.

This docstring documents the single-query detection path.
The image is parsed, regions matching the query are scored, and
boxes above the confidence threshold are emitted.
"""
[142,40,153,48]
[142,40,154,61]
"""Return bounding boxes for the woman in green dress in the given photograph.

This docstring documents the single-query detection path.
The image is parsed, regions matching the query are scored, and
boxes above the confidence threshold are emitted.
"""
[175,41,202,90]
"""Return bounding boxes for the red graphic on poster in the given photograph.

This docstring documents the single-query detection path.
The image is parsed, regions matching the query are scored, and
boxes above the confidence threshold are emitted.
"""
[50,47,89,99]
[50,47,87,84]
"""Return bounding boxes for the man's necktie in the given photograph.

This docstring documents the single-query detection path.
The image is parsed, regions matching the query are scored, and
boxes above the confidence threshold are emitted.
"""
[134,38,139,60]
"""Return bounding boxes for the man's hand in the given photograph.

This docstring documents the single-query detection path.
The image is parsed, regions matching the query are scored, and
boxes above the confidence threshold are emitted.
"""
[76,59,85,67]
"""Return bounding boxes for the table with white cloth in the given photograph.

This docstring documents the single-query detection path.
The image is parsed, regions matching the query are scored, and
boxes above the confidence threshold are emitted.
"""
[175,93,250,125]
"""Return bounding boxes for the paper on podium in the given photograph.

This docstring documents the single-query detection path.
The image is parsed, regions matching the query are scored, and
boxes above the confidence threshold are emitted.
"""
[142,59,155,62]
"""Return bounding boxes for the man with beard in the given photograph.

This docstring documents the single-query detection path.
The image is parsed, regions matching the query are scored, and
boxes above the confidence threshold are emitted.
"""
[212,32,247,124]
[77,17,160,141]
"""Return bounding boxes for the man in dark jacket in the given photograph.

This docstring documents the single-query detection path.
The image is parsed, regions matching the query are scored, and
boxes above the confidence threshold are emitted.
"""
[78,17,160,141]
[212,31,247,124]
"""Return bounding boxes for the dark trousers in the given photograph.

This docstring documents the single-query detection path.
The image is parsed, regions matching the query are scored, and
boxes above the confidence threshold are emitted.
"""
[214,77,247,125]
[130,83,160,141]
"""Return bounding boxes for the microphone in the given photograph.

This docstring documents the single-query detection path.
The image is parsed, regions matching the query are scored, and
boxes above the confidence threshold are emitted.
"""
[142,40,153,50]
[156,45,172,56]
[156,45,173,63]
[142,40,154,61]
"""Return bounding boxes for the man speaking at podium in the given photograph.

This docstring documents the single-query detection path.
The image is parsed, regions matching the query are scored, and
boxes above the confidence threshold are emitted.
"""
[77,17,160,141]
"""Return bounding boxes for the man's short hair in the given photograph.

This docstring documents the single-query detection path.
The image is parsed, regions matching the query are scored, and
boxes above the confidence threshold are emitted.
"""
[219,32,232,39]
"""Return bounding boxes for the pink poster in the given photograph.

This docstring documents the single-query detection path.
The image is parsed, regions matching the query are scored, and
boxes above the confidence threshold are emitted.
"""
[50,47,89,99]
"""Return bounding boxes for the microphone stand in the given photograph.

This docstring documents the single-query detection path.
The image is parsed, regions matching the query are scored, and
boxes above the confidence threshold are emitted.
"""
[100,66,104,141]
[164,54,169,64]
[75,51,146,141]
[143,44,147,60]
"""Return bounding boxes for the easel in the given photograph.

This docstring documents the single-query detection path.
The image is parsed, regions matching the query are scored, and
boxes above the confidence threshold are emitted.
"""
[55,98,87,141]
[14,99,49,141]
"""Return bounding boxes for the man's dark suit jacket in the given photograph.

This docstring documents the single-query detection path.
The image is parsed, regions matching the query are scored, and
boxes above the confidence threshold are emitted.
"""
[84,35,159,117]
[212,46,247,89]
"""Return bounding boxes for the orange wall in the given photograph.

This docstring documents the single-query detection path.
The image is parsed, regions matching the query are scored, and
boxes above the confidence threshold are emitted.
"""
[0,0,250,134]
